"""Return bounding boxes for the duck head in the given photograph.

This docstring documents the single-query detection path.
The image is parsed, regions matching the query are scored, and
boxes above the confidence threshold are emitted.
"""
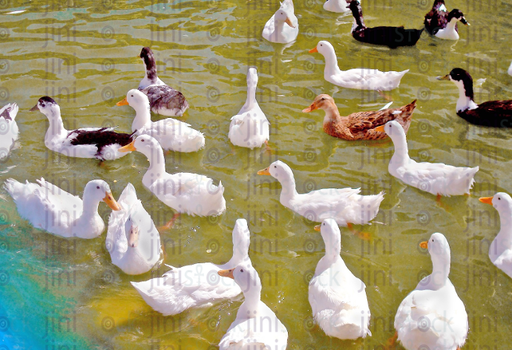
[219,261,261,295]
[246,67,259,89]
[274,9,295,28]
[480,192,512,218]
[438,68,474,101]
[117,89,150,109]
[84,179,121,211]
[447,9,469,25]
[315,219,341,257]
[374,120,404,138]
[309,40,334,55]
[303,94,335,113]
[118,134,160,155]
[257,160,293,180]
[30,96,60,117]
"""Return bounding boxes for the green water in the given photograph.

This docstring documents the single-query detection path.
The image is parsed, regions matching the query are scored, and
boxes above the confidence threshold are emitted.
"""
[1,0,512,348]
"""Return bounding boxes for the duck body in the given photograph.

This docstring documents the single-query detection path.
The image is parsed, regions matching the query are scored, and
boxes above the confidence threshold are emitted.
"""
[378,120,478,196]
[0,102,19,160]
[348,0,423,48]
[118,89,204,153]
[119,135,225,217]
[4,178,120,239]
[311,41,408,91]
[303,94,416,140]
[440,68,512,127]
[309,219,371,339]
[106,183,162,275]
[258,160,384,226]
[138,47,189,117]
[424,0,469,39]
[324,0,351,12]
[131,219,250,316]
[479,193,512,279]
[228,68,270,149]
[395,233,468,350]
[262,0,298,43]
[30,96,133,161]
[218,263,288,349]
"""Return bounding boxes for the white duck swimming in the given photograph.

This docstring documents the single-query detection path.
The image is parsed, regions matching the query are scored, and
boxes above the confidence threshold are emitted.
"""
[131,218,250,316]
[117,89,205,153]
[310,41,409,91]
[228,67,270,149]
[262,0,298,44]
[218,262,288,350]
[376,120,478,197]
[30,96,134,161]
[106,183,162,275]
[138,47,189,117]
[479,193,512,279]
[309,219,371,340]
[0,102,19,161]
[4,178,120,239]
[394,232,468,350]
[257,160,384,226]
[324,0,352,12]
[119,135,225,217]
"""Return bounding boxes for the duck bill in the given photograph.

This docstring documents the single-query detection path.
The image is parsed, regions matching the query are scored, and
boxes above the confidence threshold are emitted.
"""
[257,167,270,175]
[218,268,235,279]
[374,125,385,132]
[29,104,39,112]
[302,102,317,113]
[103,192,121,211]
[314,225,321,232]
[461,17,470,26]
[119,140,136,153]
[128,226,139,248]
[309,47,318,53]
[285,17,295,28]
[419,241,428,249]
[479,197,493,205]
[116,97,129,106]
[437,74,450,81]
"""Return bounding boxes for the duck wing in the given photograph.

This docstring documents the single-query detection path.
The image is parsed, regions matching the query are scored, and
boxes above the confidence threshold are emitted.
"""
[140,85,189,117]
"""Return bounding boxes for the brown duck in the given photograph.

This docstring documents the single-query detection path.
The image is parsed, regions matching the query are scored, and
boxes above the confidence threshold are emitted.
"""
[302,94,416,140]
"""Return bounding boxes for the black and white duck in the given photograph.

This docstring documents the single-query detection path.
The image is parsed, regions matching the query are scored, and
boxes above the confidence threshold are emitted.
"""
[30,96,134,160]
[438,68,512,127]
[347,0,424,49]
[424,0,469,40]
[138,47,189,117]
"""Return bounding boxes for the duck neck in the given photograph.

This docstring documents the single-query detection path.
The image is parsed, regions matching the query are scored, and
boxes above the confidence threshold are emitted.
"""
[238,285,262,319]
[243,82,257,111]
[131,102,152,132]
[350,4,366,31]
[321,101,342,127]
[278,173,299,207]
[389,130,410,168]
[455,78,478,112]
[80,194,101,222]
[45,107,67,138]
[224,242,249,268]
[496,207,512,249]
[143,145,166,184]
[430,254,450,288]
[323,47,342,76]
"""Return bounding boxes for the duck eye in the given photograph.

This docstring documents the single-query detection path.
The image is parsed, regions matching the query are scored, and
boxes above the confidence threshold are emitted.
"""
[498,197,501,200]
[274,165,277,168]
[240,269,244,273]
[130,95,133,97]
[97,186,100,189]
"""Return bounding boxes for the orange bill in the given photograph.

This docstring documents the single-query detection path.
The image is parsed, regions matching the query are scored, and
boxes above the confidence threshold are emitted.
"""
[103,192,121,211]
[285,18,295,28]
[314,225,321,232]
[218,268,235,279]
[257,167,270,175]
[479,197,493,205]
[309,47,318,53]
[302,103,317,113]
[374,125,385,132]
[116,97,129,106]
[119,140,136,153]
[420,241,428,249]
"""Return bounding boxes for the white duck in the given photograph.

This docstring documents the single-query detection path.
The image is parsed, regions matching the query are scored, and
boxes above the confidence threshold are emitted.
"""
[394,232,468,350]
[309,219,371,340]
[324,0,352,12]
[310,41,409,91]
[479,193,512,279]
[131,218,250,316]
[106,183,162,275]
[4,178,120,239]
[262,0,298,44]
[30,96,134,161]
[0,102,19,161]
[138,47,189,117]
[508,61,512,77]
[119,134,225,217]
[376,120,479,197]
[228,67,270,149]
[218,262,288,349]
[117,89,205,153]
[257,160,384,227]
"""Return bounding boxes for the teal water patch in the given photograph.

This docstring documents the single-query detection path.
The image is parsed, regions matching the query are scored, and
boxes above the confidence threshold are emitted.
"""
[0,223,92,350]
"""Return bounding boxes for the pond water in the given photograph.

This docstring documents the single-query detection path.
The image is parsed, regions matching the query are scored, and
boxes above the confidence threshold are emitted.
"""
[0,0,511,349]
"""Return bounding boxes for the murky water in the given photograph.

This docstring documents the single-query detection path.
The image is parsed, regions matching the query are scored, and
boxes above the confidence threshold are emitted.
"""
[0,0,511,348]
